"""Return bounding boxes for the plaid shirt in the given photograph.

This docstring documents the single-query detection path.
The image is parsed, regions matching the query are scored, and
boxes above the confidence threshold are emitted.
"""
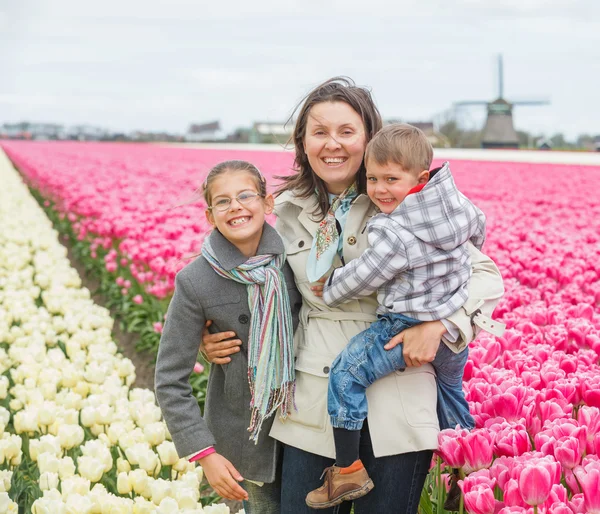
[323,162,486,321]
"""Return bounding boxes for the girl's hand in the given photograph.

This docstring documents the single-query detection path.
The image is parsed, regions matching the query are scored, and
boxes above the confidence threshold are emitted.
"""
[199,452,248,501]
[200,320,242,364]
[310,276,327,298]
[384,320,446,367]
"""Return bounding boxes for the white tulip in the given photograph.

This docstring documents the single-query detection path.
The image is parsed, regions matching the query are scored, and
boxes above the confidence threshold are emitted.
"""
[0,376,8,399]
[57,424,84,450]
[129,469,149,496]
[151,479,173,505]
[37,434,62,456]
[157,497,179,514]
[64,492,93,514]
[144,422,166,447]
[176,487,199,510]
[204,505,231,514]
[0,407,11,428]
[0,492,18,513]
[58,457,76,479]
[156,441,178,467]
[132,496,156,514]
[40,382,57,400]
[72,381,89,398]
[37,453,60,474]
[137,448,159,475]
[117,472,132,495]
[0,470,12,493]
[60,476,91,499]
[116,457,131,473]
[80,406,97,427]
[39,471,59,491]
[95,404,113,425]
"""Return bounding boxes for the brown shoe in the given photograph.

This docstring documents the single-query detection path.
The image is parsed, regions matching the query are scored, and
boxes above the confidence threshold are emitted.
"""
[305,460,374,509]
[443,470,461,511]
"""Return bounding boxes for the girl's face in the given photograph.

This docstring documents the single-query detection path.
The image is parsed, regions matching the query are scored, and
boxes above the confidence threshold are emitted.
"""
[303,101,367,195]
[205,170,274,257]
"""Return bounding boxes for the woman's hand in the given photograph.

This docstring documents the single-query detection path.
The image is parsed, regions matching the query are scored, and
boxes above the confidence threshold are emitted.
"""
[199,452,248,501]
[200,320,242,365]
[309,276,327,298]
[384,320,446,367]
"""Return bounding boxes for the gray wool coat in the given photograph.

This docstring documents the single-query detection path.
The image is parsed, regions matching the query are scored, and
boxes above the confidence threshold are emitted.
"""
[155,223,302,483]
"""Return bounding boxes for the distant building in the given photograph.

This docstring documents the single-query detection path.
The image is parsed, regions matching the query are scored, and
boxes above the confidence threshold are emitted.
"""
[536,138,552,151]
[249,122,292,145]
[594,136,600,152]
[66,125,108,141]
[1,122,66,140]
[384,119,450,148]
[186,121,223,142]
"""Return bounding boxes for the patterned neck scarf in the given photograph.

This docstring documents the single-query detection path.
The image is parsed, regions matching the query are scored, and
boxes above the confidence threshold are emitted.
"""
[306,182,358,283]
[202,239,295,443]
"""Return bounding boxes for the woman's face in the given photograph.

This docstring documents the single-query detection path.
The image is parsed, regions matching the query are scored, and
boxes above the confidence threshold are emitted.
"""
[303,101,367,195]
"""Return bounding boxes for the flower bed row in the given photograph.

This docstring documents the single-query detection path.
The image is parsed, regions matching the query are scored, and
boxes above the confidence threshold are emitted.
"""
[0,149,239,513]
[2,140,600,512]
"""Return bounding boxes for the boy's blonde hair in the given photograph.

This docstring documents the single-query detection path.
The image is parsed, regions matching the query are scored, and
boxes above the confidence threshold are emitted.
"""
[365,123,433,173]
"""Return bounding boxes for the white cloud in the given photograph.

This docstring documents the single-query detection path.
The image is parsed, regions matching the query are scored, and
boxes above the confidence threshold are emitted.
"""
[1,0,599,139]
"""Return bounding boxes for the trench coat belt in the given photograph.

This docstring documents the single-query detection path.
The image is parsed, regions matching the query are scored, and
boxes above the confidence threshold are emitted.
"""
[306,310,378,323]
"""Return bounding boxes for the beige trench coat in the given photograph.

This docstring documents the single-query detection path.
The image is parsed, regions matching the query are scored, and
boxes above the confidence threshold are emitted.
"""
[270,191,504,458]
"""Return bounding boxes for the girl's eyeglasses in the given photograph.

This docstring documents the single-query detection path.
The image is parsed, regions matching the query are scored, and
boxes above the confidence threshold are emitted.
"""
[208,191,264,212]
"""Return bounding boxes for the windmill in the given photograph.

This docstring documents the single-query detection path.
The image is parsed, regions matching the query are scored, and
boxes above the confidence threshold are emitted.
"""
[454,55,550,149]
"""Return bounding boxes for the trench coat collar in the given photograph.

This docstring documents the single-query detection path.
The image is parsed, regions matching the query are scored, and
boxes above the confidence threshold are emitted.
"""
[207,222,285,271]
[276,190,374,236]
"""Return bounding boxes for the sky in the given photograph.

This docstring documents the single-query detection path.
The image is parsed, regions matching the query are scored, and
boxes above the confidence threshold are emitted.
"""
[1,0,598,140]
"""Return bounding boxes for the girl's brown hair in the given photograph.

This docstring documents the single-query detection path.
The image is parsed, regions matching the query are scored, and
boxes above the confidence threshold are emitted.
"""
[202,160,267,207]
[276,76,383,220]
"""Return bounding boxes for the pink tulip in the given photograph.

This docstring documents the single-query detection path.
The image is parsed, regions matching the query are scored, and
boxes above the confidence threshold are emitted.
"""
[459,471,497,514]
[503,478,526,507]
[495,424,531,457]
[553,436,582,470]
[153,322,163,334]
[132,295,144,304]
[573,458,600,513]
[193,362,205,374]
[437,428,467,468]
[462,429,495,474]
[518,463,553,506]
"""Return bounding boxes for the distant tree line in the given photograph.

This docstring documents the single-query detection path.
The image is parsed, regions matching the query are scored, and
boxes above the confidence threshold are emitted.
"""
[438,119,600,151]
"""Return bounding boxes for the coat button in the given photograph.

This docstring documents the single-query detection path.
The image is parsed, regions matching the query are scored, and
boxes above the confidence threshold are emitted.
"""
[238,314,249,324]
[323,366,330,374]
[347,236,357,246]
[298,240,305,248]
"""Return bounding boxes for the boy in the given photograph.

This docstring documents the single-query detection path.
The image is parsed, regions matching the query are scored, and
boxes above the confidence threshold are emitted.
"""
[306,124,504,509]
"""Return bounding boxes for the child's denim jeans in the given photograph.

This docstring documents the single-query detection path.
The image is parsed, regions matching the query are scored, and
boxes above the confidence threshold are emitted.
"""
[328,313,475,431]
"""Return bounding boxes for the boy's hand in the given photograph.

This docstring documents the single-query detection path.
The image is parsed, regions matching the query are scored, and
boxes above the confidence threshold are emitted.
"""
[384,320,445,367]
[200,452,248,501]
[310,276,327,298]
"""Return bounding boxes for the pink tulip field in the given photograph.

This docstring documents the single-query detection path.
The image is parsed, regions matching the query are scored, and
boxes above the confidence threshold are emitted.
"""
[2,140,600,513]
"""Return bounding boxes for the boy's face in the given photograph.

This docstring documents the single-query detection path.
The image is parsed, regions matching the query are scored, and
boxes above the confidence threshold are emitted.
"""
[366,160,429,214]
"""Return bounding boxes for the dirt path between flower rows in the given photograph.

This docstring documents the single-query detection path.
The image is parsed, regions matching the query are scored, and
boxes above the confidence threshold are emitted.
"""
[63,245,156,391]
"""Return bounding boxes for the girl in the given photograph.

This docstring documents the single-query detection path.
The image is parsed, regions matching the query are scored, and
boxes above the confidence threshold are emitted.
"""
[202,77,505,513]
[155,160,302,514]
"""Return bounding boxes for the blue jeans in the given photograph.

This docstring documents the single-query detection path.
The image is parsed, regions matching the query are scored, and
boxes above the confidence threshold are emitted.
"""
[328,313,475,431]
[241,477,281,514]
[280,421,432,513]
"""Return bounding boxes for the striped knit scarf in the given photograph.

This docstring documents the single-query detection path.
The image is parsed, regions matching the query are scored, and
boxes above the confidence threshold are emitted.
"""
[202,239,295,443]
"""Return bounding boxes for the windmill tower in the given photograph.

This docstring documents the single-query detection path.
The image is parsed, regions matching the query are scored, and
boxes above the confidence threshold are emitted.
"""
[454,55,549,149]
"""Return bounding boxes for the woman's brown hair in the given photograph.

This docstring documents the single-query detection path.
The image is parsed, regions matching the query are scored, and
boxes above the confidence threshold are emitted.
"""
[276,77,383,220]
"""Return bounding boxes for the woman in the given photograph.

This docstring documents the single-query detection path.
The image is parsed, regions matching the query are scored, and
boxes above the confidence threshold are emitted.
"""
[201,77,504,513]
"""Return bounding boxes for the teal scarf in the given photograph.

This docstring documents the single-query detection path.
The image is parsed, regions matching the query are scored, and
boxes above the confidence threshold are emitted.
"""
[202,239,295,443]
[306,182,358,282]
